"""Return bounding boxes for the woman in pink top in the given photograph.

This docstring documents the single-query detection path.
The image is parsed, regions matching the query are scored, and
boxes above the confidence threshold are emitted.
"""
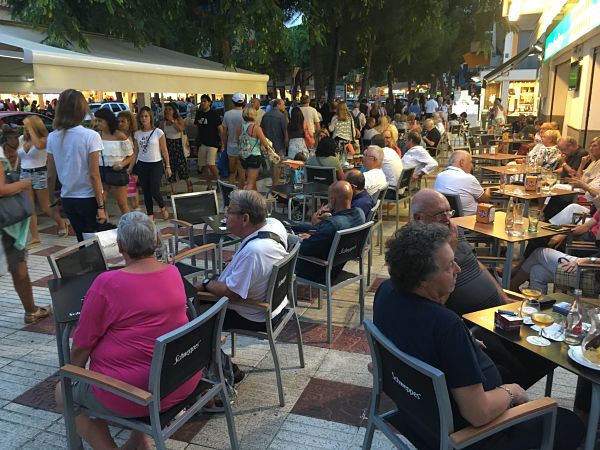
[55,211,201,450]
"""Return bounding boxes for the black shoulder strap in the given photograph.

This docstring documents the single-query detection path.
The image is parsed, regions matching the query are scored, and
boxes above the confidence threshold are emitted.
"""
[239,230,285,253]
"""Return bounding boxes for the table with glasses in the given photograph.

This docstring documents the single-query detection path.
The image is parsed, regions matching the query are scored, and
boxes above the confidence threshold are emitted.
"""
[473,154,523,165]
[493,184,578,215]
[270,182,330,221]
[479,164,540,175]
[463,300,600,450]
[451,212,565,288]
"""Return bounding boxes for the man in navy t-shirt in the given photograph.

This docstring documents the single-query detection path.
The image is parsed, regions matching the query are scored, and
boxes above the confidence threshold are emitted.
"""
[345,169,374,218]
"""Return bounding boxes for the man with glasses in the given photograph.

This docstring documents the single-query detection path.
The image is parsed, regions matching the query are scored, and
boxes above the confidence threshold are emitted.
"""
[410,189,554,388]
[362,145,388,196]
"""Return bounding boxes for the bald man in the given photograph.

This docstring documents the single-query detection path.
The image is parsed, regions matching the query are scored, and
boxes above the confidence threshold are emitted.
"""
[434,150,491,215]
[410,189,554,387]
[296,180,366,283]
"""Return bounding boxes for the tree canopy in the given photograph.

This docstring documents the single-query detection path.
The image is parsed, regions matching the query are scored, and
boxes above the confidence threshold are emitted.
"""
[7,0,501,97]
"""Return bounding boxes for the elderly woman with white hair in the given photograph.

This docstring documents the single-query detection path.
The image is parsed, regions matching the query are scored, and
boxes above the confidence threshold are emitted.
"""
[54,211,201,450]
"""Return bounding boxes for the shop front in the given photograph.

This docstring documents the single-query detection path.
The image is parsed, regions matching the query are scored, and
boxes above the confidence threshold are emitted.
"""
[541,0,600,147]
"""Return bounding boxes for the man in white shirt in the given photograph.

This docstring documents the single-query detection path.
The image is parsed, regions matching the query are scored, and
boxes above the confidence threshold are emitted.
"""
[197,190,288,324]
[424,95,439,119]
[299,95,321,137]
[401,131,438,179]
[362,145,388,196]
[371,134,403,188]
[351,103,366,131]
[434,150,491,215]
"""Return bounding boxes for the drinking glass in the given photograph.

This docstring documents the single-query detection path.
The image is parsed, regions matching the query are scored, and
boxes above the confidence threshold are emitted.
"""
[499,173,507,193]
[528,209,540,233]
[529,306,554,346]
[513,202,525,225]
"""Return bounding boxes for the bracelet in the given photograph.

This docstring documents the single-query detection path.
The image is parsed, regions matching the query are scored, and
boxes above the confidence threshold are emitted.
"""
[97,204,105,209]
[497,385,514,407]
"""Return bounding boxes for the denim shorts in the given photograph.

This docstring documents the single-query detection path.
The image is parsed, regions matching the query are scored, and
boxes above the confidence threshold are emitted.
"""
[20,167,48,190]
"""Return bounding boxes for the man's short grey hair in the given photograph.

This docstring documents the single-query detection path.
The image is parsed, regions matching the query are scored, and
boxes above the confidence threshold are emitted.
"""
[559,136,578,147]
[230,190,267,225]
[117,211,158,259]
[448,150,470,167]
[367,145,384,162]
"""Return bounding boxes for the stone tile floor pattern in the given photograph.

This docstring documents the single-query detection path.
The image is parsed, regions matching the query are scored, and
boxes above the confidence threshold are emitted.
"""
[0,176,587,449]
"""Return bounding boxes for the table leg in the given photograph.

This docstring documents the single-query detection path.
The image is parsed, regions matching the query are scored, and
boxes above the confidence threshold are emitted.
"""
[502,242,515,289]
[583,383,600,450]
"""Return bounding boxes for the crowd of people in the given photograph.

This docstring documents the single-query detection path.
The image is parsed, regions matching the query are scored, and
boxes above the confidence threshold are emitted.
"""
[0,88,594,449]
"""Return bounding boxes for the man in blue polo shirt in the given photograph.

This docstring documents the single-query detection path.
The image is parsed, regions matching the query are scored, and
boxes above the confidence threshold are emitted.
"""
[345,169,374,217]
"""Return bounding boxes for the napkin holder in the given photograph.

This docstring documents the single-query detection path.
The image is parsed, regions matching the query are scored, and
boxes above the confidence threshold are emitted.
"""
[476,203,495,224]
[494,311,523,333]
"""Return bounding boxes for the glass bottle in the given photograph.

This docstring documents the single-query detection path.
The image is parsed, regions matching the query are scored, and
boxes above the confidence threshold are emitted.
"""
[505,198,514,234]
[565,289,585,345]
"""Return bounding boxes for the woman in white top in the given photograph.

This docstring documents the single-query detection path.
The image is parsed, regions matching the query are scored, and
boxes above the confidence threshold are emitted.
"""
[47,89,106,242]
[19,115,68,242]
[129,106,171,221]
[163,102,192,195]
[94,108,133,215]
[117,111,141,211]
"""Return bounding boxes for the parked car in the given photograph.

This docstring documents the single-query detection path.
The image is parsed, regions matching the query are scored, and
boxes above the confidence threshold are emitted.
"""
[0,111,54,131]
[88,102,130,117]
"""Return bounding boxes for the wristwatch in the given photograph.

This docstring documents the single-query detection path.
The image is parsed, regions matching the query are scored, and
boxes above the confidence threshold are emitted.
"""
[202,273,215,289]
[590,257,598,264]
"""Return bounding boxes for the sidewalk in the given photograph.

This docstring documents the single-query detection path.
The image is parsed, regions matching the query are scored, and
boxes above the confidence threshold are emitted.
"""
[0,177,583,449]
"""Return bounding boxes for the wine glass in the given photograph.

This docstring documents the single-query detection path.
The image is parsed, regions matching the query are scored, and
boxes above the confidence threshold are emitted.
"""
[528,306,555,346]
[519,288,541,322]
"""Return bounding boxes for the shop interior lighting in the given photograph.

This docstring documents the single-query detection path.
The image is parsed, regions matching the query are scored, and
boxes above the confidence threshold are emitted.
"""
[508,0,521,21]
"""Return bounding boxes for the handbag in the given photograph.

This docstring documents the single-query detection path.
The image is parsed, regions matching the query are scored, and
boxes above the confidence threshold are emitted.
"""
[0,170,33,228]
[181,132,191,158]
[304,124,315,149]
[100,152,129,186]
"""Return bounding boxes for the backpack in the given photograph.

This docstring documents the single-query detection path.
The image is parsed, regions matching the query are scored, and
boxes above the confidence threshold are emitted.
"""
[239,123,258,159]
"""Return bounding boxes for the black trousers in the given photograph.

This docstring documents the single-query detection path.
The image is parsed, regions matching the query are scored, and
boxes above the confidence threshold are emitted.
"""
[136,161,165,215]
[61,197,99,242]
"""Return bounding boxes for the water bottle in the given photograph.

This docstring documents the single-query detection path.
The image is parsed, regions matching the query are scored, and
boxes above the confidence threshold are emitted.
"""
[565,289,585,345]
[505,198,514,234]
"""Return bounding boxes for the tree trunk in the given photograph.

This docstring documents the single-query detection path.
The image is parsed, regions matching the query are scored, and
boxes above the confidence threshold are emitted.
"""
[311,43,325,100]
[387,68,394,104]
[359,38,374,99]
[300,69,307,98]
[327,26,342,100]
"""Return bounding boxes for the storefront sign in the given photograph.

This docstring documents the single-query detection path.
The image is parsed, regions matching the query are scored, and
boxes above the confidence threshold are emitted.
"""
[544,0,600,61]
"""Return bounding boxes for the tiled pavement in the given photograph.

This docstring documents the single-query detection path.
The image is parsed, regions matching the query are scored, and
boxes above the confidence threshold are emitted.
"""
[0,177,585,449]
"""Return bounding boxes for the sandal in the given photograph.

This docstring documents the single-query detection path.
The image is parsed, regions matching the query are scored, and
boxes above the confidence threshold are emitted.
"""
[58,225,69,237]
[161,208,170,221]
[24,305,52,324]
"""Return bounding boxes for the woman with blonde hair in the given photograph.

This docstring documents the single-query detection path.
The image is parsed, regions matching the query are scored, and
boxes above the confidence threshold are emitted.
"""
[236,105,271,190]
[374,115,399,143]
[19,115,68,242]
[527,129,561,170]
[329,100,357,144]
[47,89,105,241]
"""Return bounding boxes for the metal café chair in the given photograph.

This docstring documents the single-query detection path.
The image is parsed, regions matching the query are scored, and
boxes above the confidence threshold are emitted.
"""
[303,165,337,219]
[295,221,373,343]
[217,179,237,210]
[384,167,415,230]
[59,298,239,450]
[362,320,558,450]
[47,237,108,279]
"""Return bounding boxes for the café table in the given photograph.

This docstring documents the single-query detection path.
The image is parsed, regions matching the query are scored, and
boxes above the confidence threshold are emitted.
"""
[451,211,565,288]
[473,153,522,165]
[463,300,600,450]
[493,184,577,215]
[480,164,540,175]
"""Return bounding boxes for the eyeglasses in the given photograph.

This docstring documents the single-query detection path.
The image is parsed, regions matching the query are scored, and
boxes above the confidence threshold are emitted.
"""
[225,208,245,216]
[363,153,376,160]
[423,209,455,220]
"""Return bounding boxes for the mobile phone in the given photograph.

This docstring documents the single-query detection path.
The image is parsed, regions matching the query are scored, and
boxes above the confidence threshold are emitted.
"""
[542,224,563,231]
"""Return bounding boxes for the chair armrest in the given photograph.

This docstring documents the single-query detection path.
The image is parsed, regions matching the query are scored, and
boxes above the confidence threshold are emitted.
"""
[60,364,152,406]
[450,397,557,447]
[172,243,217,263]
[195,291,220,301]
[170,219,193,228]
[297,255,329,266]
[502,289,530,301]
[161,232,174,240]
[577,262,600,269]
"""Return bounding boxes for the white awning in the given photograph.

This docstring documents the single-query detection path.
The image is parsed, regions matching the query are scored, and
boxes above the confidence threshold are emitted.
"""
[0,23,268,94]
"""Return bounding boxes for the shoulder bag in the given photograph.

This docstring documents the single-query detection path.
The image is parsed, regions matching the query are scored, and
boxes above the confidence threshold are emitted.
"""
[0,169,33,229]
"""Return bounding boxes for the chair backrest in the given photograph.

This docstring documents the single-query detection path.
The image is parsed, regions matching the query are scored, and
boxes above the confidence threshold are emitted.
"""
[217,180,237,209]
[304,165,337,186]
[327,221,373,268]
[367,200,381,222]
[468,136,477,150]
[371,184,388,204]
[265,242,300,313]
[364,320,453,449]
[442,193,464,217]
[48,237,108,278]
[149,297,228,401]
[171,191,219,225]
[480,134,494,146]
[396,167,415,193]
[450,125,461,135]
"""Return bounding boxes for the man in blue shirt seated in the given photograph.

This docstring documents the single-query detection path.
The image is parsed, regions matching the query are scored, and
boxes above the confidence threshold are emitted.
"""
[345,169,374,218]
[295,180,365,283]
